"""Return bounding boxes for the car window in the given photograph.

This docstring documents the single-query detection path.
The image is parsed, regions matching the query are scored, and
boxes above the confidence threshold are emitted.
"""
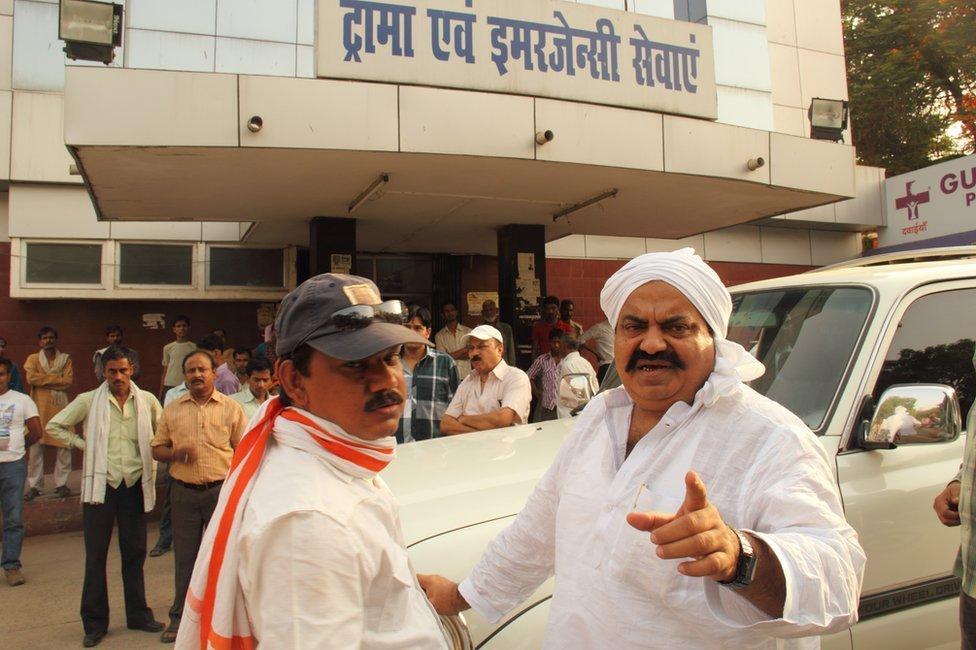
[727,287,873,431]
[872,288,976,419]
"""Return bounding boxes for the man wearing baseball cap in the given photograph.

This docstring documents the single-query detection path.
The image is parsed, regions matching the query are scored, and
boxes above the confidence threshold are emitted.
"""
[175,274,450,649]
[440,324,531,435]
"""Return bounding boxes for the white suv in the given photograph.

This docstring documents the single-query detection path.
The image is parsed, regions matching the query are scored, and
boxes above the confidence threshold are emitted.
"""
[386,246,976,649]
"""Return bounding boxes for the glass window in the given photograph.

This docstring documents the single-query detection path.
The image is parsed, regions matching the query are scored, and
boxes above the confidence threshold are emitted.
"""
[375,257,432,295]
[210,247,284,287]
[727,287,873,430]
[24,242,102,284]
[872,289,976,419]
[119,243,193,286]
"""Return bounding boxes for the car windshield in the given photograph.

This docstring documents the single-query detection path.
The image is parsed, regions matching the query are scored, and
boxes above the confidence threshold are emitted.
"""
[727,286,873,431]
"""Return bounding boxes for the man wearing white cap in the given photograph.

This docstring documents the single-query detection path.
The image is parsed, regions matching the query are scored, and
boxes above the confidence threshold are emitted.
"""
[440,325,531,435]
[421,249,864,648]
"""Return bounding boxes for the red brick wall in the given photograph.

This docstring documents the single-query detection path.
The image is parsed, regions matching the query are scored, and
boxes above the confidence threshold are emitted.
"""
[0,242,274,472]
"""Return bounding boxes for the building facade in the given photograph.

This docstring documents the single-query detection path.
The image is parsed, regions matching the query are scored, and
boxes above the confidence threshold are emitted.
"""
[1,0,884,391]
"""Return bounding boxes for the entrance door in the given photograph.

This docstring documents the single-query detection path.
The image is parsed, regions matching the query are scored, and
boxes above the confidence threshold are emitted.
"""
[355,254,434,309]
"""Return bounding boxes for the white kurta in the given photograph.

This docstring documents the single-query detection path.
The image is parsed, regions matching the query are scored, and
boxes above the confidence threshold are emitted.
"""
[459,381,864,649]
[237,441,449,649]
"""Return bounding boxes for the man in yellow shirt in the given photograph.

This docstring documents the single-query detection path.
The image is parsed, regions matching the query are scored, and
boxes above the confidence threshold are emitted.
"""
[47,346,165,647]
[151,350,247,643]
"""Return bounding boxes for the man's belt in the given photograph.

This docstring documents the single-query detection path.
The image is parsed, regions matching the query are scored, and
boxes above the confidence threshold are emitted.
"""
[172,478,224,491]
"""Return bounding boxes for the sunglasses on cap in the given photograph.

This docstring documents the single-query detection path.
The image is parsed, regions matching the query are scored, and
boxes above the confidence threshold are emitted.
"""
[327,300,409,331]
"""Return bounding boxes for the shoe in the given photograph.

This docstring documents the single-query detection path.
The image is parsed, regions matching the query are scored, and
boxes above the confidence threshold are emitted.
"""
[82,631,105,647]
[54,485,71,498]
[160,624,179,644]
[128,619,164,633]
[4,568,25,586]
[24,487,41,502]
[149,544,171,557]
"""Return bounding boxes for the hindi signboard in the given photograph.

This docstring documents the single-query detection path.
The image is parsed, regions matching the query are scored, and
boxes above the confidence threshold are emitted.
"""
[317,0,717,119]
[878,153,976,250]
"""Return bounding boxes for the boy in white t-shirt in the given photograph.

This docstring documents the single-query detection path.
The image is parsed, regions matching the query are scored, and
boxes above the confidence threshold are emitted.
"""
[0,357,43,586]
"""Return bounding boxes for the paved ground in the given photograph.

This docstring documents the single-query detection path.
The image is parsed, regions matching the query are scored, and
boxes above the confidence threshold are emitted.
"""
[0,522,174,649]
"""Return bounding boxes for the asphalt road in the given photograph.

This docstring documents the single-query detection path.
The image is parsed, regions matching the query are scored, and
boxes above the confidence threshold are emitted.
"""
[0,523,174,649]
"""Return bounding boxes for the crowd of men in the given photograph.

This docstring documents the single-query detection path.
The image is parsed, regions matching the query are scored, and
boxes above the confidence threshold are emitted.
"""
[9,258,976,647]
[0,291,608,646]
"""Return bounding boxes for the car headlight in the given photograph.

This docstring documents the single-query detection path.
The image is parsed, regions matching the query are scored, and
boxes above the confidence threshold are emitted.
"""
[440,613,473,650]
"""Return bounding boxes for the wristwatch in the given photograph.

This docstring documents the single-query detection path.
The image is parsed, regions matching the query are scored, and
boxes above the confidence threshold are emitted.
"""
[720,528,757,590]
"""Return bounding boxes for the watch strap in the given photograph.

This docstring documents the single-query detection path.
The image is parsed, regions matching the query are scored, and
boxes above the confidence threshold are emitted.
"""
[721,528,757,590]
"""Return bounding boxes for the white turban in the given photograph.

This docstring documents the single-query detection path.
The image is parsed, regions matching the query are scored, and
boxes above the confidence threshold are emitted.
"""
[599,248,764,384]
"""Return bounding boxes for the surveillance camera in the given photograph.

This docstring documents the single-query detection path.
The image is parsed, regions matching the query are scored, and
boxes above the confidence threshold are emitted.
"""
[535,130,555,145]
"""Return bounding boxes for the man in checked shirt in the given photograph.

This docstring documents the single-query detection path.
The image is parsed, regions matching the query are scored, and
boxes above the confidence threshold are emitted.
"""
[151,350,247,643]
[396,305,460,443]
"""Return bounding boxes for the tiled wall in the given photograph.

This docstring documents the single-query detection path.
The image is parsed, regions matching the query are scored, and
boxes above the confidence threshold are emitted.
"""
[545,225,863,267]
[765,0,849,140]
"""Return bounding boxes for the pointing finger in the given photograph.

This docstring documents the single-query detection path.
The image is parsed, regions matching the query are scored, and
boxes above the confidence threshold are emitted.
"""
[626,511,677,533]
[681,470,709,513]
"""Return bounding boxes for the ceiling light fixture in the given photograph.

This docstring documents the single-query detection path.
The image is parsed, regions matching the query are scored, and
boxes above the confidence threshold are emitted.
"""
[348,173,390,214]
[552,189,618,222]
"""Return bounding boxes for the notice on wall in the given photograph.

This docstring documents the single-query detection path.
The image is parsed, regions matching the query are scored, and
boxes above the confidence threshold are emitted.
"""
[142,313,165,330]
[331,253,353,274]
[517,252,536,277]
[516,277,541,303]
[257,303,277,328]
[467,291,499,315]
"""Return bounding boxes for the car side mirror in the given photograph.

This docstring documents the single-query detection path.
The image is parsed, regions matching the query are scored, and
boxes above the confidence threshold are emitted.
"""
[858,384,962,450]
[559,373,596,416]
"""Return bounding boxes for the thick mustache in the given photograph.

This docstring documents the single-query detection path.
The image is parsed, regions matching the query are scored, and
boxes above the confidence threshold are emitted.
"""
[470,355,481,363]
[365,390,404,412]
[625,349,685,373]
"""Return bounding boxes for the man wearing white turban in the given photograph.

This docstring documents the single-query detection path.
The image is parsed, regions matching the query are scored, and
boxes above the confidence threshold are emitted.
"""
[420,249,865,649]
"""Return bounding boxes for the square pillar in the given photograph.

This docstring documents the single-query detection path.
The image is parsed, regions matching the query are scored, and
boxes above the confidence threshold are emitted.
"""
[497,224,547,368]
[309,217,357,277]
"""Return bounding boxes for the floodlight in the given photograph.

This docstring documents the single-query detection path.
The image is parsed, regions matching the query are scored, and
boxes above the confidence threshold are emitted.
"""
[59,0,123,64]
[809,98,849,142]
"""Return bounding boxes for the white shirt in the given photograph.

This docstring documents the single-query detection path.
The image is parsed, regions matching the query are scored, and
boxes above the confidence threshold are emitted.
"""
[238,441,449,649]
[0,389,39,462]
[444,360,531,426]
[580,320,614,366]
[164,383,188,406]
[459,383,864,649]
[555,351,599,419]
[435,324,472,379]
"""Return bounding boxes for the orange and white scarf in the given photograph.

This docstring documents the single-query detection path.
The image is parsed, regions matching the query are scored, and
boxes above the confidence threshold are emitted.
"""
[176,397,396,649]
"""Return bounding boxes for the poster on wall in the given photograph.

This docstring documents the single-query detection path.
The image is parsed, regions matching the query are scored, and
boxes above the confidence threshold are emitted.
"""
[331,253,353,274]
[517,252,536,277]
[466,291,499,315]
[142,313,165,330]
[256,303,277,328]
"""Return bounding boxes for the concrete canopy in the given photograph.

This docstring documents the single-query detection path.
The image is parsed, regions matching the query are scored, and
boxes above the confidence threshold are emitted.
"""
[65,68,857,255]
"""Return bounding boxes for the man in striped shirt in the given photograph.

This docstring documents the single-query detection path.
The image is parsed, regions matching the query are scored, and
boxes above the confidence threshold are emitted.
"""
[526,329,565,422]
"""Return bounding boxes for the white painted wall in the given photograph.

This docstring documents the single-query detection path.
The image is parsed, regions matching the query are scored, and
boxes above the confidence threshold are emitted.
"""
[545,226,862,267]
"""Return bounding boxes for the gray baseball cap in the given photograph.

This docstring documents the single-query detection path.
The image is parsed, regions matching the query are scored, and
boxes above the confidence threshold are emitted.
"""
[274,273,431,361]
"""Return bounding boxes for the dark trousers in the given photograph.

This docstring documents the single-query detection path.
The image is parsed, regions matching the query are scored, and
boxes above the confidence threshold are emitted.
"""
[154,469,173,549]
[170,481,221,626]
[81,482,153,635]
[962,591,976,650]
[0,457,27,570]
